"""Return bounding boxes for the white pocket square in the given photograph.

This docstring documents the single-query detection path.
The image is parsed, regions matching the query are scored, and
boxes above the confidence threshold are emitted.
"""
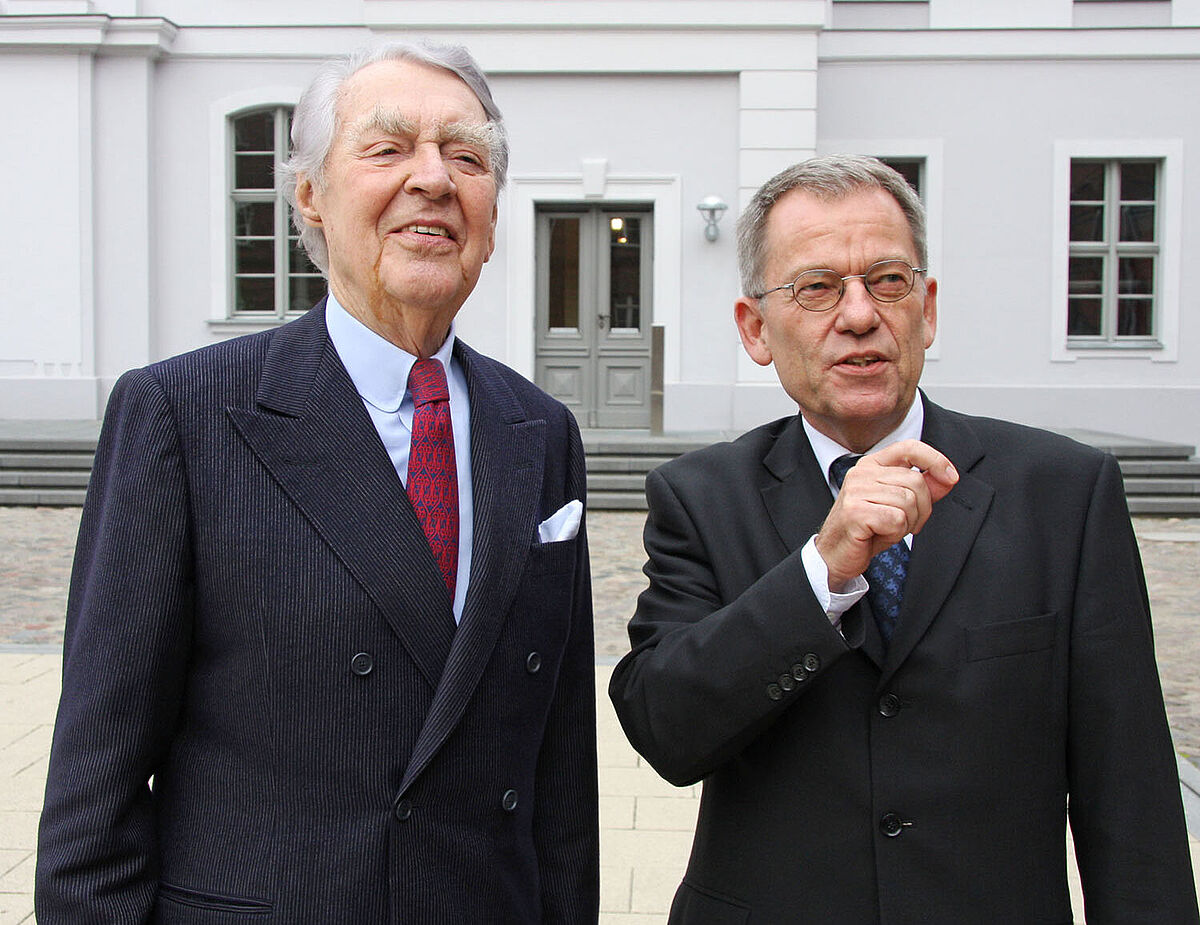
[537,499,583,543]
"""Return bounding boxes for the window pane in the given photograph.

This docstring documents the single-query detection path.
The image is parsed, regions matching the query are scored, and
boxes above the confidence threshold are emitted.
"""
[1070,161,1105,201]
[610,216,641,330]
[289,237,319,275]
[1120,162,1156,202]
[235,201,275,237]
[236,277,275,312]
[1068,256,1104,295]
[289,275,325,312]
[1118,257,1154,295]
[235,154,275,191]
[547,217,580,330]
[236,239,275,274]
[1119,204,1155,242]
[880,159,922,198]
[1068,299,1102,336]
[1069,205,1105,242]
[234,111,274,152]
[1117,299,1152,337]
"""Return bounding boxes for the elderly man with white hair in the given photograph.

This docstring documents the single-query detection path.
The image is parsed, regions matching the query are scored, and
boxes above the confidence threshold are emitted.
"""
[37,42,598,922]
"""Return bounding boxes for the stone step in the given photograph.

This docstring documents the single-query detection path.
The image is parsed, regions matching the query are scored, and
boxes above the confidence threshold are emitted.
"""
[1124,477,1200,496]
[587,473,648,493]
[1128,496,1200,516]
[0,488,89,506]
[0,452,94,470]
[0,470,91,488]
[1119,460,1200,478]
[585,455,675,474]
[587,491,650,511]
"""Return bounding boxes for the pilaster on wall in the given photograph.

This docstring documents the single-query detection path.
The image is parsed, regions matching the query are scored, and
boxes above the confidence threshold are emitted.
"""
[738,63,819,212]
[0,14,175,418]
[735,43,820,388]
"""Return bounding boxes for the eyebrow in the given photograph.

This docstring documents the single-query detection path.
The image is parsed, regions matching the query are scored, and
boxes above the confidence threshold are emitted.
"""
[348,106,498,158]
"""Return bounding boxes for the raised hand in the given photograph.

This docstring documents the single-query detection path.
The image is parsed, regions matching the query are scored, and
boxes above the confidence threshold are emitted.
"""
[815,439,958,591]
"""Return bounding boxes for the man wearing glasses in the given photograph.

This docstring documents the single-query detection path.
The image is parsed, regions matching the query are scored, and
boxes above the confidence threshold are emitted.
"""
[610,155,1197,922]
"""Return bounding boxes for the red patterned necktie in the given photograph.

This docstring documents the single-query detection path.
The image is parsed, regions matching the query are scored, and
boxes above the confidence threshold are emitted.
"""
[407,358,458,597]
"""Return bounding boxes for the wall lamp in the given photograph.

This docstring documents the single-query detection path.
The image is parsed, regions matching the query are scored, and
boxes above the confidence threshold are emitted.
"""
[696,195,728,242]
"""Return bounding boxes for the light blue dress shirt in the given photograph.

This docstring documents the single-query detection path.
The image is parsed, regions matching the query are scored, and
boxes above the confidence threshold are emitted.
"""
[325,293,473,623]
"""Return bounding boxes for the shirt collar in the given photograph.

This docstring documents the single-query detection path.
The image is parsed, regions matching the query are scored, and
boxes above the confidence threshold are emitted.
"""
[325,292,457,413]
[802,392,925,492]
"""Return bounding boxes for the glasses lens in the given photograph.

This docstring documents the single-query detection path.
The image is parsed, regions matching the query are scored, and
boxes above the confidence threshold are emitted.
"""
[793,270,842,311]
[865,261,915,302]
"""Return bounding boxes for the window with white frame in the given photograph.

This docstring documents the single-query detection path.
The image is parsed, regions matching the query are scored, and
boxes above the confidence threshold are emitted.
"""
[229,106,323,318]
[1067,159,1160,346]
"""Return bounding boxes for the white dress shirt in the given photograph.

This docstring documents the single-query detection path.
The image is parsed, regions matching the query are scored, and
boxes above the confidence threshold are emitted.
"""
[799,393,925,627]
[325,294,474,622]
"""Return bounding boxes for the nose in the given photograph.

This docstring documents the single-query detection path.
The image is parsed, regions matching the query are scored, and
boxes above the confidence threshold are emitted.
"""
[404,143,455,199]
[834,276,880,334]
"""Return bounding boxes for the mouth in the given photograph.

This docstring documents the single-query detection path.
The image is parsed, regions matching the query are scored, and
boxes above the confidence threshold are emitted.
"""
[837,354,886,369]
[396,223,456,242]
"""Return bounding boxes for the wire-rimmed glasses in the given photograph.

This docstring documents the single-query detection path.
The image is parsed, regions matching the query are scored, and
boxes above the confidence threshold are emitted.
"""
[754,259,926,312]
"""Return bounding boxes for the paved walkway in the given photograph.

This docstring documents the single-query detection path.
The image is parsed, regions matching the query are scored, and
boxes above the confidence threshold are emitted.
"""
[2,508,1200,921]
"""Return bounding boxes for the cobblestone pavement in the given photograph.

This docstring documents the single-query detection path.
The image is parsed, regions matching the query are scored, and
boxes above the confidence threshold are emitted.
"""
[4,507,1200,756]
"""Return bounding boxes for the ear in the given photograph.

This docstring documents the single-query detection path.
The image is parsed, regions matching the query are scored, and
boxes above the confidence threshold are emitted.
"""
[735,297,774,367]
[921,276,938,349]
[294,174,324,228]
[483,201,498,263]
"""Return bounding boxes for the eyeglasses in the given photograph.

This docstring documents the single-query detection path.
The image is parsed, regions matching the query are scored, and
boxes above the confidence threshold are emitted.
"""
[755,259,926,312]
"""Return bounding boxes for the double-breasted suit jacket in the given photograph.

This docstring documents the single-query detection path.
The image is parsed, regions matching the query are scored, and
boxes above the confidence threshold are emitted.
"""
[610,397,1197,924]
[37,303,599,922]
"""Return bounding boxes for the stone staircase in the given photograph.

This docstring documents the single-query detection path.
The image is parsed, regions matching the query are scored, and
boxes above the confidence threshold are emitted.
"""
[2,422,1198,516]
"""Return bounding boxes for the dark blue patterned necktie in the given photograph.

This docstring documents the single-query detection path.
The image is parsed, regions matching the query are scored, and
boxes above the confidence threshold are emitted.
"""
[829,454,909,648]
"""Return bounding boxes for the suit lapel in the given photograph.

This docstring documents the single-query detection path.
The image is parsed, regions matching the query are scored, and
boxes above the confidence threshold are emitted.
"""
[761,416,835,553]
[760,417,874,658]
[400,342,545,794]
[880,399,994,683]
[227,304,455,690]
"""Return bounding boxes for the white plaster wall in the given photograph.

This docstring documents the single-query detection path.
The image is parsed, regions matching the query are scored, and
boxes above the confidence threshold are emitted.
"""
[815,55,1200,446]
[492,73,742,390]
[0,52,95,417]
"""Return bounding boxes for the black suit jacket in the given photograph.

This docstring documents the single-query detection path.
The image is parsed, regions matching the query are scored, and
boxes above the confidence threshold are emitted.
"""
[610,398,1197,924]
[37,303,599,922]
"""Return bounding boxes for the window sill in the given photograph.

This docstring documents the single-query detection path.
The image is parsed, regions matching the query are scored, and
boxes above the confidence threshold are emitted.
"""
[208,314,306,335]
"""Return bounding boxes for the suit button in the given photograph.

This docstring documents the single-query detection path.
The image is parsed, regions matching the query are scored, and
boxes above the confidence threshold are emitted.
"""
[791,663,809,683]
[501,790,519,812]
[525,652,542,674]
[351,652,374,676]
[878,693,901,717]
[880,813,905,837]
[394,799,413,822]
[766,683,783,701]
[803,653,821,673]
[778,673,795,692]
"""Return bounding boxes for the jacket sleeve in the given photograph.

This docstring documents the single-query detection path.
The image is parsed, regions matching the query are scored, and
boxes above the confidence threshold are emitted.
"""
[608,464,853,787]
[1066,453,1200,923]
[534,410,600,922]
[35,368,194,924]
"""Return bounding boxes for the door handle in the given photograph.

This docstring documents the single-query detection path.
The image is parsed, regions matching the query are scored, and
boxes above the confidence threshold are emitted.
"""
[597,313,609,331]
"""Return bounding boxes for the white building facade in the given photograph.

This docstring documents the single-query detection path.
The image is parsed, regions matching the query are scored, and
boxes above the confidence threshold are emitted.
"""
[2,0,1198,446]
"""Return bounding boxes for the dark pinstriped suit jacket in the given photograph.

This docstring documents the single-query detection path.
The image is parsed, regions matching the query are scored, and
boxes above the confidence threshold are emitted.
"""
[610,399,1198,924]
[36,302,599,922]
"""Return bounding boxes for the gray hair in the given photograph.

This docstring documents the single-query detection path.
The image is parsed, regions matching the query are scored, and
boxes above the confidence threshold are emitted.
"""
[736,154,927,298]
[280,41,509,275]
